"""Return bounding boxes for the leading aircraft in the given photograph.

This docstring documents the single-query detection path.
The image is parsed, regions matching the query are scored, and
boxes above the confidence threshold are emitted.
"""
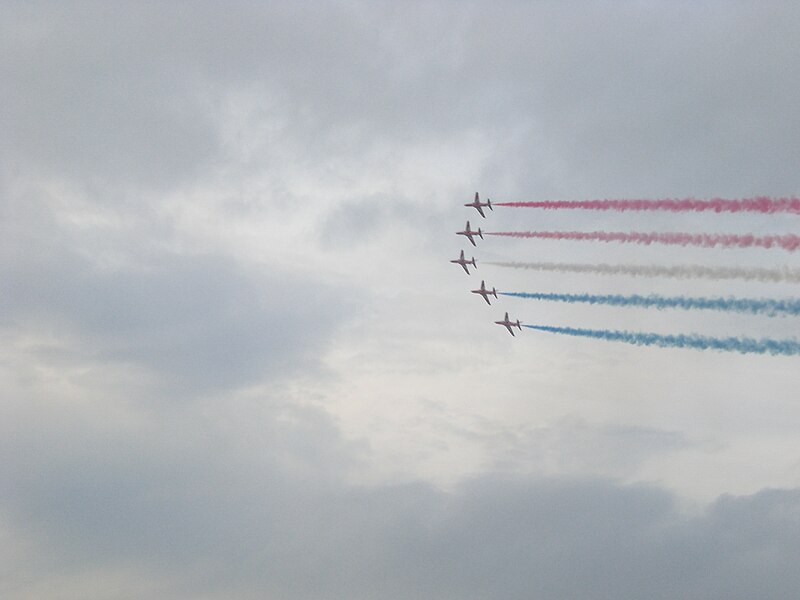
[465,192,493,218]
[450,250,477,274]
[456,221,483,247]
[471,280,498,305]
[495,312,522,336]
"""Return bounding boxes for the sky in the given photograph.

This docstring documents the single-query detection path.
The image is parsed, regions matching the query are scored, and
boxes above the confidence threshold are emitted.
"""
[3,1,800,598]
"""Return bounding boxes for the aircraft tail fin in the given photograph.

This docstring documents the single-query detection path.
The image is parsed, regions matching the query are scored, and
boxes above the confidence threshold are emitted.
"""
[487,199,493,211]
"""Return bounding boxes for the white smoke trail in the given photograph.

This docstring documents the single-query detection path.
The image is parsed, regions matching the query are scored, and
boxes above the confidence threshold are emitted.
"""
[485,261,800,284]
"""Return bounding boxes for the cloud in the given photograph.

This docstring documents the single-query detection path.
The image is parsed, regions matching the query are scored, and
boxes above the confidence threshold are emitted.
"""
[4,2,800,598]
[5,249,352,395]
[483,417,693,478]
[2,396,798,599]
[2,185,355,395]
[1,4,222,190]
[6,1,800,198]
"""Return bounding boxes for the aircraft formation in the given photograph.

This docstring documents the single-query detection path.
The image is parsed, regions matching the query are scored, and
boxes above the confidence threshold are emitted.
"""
[451,191,800,353]
[452,192,522,335]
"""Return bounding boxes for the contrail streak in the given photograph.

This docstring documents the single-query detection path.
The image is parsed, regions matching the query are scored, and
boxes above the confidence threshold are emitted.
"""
[501,291,800,317]
[495,196,800,214]
[486,231,800,252]
[485,261,800,284]
[523,325,800,356]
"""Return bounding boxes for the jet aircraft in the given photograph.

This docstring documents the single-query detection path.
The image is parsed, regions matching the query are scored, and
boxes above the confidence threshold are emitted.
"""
[465,192,493,218]
[495,312,522,336]
[450,250,477,274]
[456,221,483,247]
[471,280,498,305]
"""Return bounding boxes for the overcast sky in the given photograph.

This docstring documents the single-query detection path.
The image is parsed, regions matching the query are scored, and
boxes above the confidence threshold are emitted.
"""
[3,2,800,598]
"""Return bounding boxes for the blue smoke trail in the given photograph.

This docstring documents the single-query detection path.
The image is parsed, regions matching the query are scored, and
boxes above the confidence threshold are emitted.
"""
[523,324,800,356]
[501,292,800,317]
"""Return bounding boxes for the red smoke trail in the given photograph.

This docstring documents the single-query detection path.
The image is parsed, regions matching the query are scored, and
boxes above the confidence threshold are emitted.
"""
[486,231,800,251]
[494,197,800,214]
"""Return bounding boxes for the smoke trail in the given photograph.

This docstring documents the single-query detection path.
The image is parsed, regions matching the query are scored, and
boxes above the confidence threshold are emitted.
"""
[485,261,800,284]
[523,324,800,356]
[494,197,800,214]
[486,231,800,252]
[501,291,800,317]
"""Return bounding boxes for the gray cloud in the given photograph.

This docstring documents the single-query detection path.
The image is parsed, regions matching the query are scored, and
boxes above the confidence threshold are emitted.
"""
[2,399,798,599]
[4,2,800,598]
[0,2,419,190]
[2,185,354,395]
[483,418,693,478]
[7,2,799,198]
[1,4,219,190]
[5,247,352,394]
